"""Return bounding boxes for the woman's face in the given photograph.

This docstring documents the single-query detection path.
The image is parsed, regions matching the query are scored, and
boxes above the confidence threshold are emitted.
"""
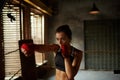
[56,32,71,47]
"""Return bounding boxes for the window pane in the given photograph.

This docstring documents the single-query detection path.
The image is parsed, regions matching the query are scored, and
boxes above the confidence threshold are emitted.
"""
[31,13,45,66]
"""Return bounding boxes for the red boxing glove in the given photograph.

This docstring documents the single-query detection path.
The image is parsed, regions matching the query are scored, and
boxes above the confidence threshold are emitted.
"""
[61,45,69,58]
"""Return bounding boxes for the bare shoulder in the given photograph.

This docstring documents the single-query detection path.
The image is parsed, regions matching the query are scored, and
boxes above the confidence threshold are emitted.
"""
[73,47,83,58]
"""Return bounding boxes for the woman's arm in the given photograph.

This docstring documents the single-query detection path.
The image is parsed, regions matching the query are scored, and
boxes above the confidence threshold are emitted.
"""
[21,43,59,56]
[34,44,59,53]
[72,51,82,76]
[64,50,83,80]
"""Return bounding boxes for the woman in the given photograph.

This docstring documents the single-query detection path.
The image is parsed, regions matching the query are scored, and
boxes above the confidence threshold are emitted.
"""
[21,25,83,80]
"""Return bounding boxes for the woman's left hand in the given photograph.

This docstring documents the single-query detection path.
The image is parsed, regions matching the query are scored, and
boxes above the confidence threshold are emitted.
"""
[61,45,70,58]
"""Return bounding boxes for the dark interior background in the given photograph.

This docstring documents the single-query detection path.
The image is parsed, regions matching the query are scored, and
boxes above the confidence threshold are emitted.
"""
[0,0,120,79]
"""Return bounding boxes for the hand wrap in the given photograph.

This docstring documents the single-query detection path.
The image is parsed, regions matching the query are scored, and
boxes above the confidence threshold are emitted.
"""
[21,43,34,56]
[61,45,69,58]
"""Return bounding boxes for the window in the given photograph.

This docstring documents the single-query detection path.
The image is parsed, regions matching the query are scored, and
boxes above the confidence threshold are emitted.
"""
[31,12,46,66]
[1,2,48,79]
[2,3,21,79]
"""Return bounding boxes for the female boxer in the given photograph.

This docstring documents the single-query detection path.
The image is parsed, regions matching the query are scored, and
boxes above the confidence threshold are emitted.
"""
[21,25,83,80]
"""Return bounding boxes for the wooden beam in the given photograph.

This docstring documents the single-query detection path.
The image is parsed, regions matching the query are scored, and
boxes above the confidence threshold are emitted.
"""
[24,0,52,16]
[12,0,52,16]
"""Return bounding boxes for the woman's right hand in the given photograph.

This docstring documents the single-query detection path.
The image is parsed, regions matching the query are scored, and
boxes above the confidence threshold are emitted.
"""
[21,43,34,56]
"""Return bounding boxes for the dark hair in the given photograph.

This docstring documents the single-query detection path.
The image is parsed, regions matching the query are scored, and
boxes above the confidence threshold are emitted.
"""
[56,24,72,40]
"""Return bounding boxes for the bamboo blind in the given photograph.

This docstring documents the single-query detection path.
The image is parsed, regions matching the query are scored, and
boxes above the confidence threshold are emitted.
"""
[2,4,21,78]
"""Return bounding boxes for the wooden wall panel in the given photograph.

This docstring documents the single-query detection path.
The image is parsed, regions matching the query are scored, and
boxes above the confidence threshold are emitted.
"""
[84,19,120,70]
